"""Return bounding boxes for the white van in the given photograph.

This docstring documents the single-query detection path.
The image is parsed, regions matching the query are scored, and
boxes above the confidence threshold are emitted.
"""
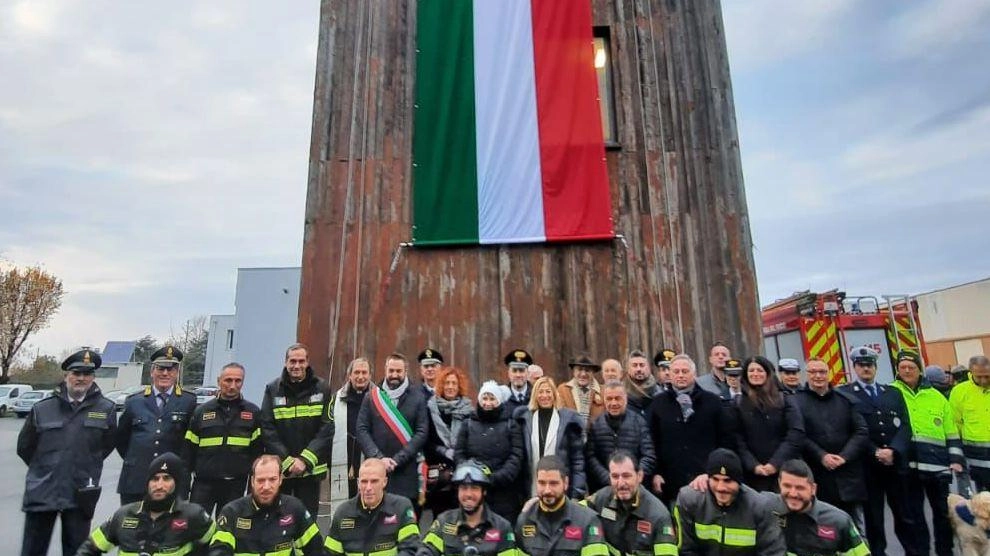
[0,384,34,417]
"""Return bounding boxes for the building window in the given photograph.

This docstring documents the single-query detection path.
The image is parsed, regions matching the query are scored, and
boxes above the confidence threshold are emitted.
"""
[226,329,234,350]
[593,28,618,147]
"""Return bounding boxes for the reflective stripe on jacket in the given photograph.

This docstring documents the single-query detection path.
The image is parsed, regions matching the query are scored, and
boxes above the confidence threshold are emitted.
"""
[324,492,421,556]
[76,499,214,556]
[762,492,870,556]
[260,368,335,478]
[674,484,785,555]
[891,380,965,474]
[209,494,324,556]
[949,379,990,470]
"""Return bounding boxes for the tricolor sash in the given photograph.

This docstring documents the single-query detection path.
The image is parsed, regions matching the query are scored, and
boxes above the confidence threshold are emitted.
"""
[371,388,413,446]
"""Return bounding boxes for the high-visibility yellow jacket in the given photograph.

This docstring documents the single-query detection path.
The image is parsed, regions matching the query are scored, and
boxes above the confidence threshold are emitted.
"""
[949,379,990,471]
[891,380,965,474]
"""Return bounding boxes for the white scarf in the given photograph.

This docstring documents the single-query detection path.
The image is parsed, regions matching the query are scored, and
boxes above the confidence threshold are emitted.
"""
[382,376,409,401]
[529,409,560,496]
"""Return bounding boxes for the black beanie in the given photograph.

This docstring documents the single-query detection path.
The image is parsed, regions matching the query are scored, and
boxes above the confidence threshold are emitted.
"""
[896,350,923,372]
[147,452,186,485]
[705,448,743,484]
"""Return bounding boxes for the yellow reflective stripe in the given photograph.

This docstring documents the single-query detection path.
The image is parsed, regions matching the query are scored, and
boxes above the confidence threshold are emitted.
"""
[281,457,294,472]
[673,505,684,548]
[200,437,224,447]
[654,543,678,555]
[228,550,291,556]
[227,436,252,447]
[304,463,328,476]
[368,549,398,556]
[295,523,320,547]
[424,531,444,552]
[722,527,756,547]
[91,527,114,551]
[200,520,217,544]
[398,523,419,541]
[300,448,319,468]
[272,404,324,420]
[496,549,518,556]
[251,427,261,441]
[841,540,871,556]
[325,535,344,553]
[211,530,237,548]
[694,523,721,541]
[580,542,610,556]
[606,544,621,556]
[185,430,201,445]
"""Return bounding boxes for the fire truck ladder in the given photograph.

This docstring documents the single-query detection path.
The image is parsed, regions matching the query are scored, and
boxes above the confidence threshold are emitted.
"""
[882,294,921,354]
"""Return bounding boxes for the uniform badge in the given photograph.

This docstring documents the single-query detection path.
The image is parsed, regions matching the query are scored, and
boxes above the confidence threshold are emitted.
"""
[662,525,674,537]
[340,518,355,529]
[217,515,228,526]
[442,523,457,535]
[274,397,287,406]
[374,542,395,551]
[171,519,188,531]
[564,526,583,540]
[600,507,617,521]
[817,525,836,540]
[87,411,107,420]
[933,417,942,427]
[236,518,252,529]
[203,411,217,421]
[275,542,292,550]
[484,529,501,542]
[636,520,652,534]
[383,514,398,525]
[122,517,139,529]
[240,411,254,420]
[777,515,787,529]
[279,514,295,527]
[521,525,536,537]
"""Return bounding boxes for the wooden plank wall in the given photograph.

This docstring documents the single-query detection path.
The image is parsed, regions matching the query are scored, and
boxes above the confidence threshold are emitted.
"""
[299,0,761,388]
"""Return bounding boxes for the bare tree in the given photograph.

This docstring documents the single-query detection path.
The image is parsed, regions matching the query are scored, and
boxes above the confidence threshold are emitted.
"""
[169,316,208,387]
[0,264,64,383]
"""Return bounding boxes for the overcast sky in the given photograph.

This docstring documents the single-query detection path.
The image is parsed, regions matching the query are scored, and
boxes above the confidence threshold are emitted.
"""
[2,1,988,357]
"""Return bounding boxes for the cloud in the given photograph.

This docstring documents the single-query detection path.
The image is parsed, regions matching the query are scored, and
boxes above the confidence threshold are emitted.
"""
[887,0,990,60]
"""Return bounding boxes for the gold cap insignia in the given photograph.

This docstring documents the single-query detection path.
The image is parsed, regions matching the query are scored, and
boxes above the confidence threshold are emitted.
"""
[83,351,91,364]
[515,350,526,360]
[425,349,432,358]
[663,350,675,359]
[720,466,727,475]
[166,346,174,358]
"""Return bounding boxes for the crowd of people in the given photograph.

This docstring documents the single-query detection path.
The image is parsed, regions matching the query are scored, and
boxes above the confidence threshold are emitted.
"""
[15,340,990,556]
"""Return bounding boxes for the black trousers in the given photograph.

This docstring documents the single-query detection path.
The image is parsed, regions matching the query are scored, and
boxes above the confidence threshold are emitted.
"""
[862,462,917,556]
[902,472,953,556]
[971,466,990,492]
[282,476,322,518]
[191,477,247,516]
[21,509,92,556]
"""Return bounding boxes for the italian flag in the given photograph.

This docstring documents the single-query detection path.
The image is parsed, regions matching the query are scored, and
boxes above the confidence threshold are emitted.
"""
[412,0,615,246]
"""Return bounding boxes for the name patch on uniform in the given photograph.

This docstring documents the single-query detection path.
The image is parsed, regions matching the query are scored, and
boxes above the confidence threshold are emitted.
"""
[521,525,536,538]
[275,542,292,550]
[340,518,356,529]
[236,518,252,529]
[274,397,287,406]
[442,523,457,535]
[122,517,139,529]
[600,507,617,521]
[171,519,188,531]
[383,514,398,525]
[374,542,395,551]
[279,514,295,527]
[817,525,836,540]
[87,412,107,419]
[484,529,502,542]
[202,412,217,421]
[564,526,583,540]
[240,411,254,421]
[309,393,324,403]
[636,520,652,534]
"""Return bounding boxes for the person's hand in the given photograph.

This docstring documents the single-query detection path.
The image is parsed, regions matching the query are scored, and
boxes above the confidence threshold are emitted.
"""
[652,475,664,493]
[753,465,767,476]
[950,463,963,473]
[288,457,307,477]
[876,448,894,466]
[381,457,398,472]
[689,474,709,492]
[765,463,777,475]
[822,454,843,470]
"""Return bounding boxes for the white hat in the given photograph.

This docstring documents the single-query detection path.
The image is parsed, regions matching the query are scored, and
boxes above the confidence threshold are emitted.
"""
[478,380,508,405]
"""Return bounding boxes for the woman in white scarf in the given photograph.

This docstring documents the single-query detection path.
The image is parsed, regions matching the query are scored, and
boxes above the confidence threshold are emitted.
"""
[515,376,587,498]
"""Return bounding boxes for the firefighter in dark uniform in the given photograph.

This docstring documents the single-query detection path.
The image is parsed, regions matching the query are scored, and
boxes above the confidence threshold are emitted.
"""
[184,362,262,516]
[18,349,117,556]
[324,458,422,556]
[764,460,870,556]
[673,449,785,555]
[209,454,325,556]
[837,346,915,556]
[583,451,678,556]
[516,455,610,556]
[76,452,215,556]
[421,461,517,556]
[259,342,335,517]
[117,345,197,504]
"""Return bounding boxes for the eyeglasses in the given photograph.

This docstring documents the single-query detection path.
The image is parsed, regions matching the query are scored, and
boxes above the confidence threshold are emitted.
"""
[69,370,95,376]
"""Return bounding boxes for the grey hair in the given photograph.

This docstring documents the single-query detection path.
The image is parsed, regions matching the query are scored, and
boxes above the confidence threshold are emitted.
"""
[670,354,697,373]
[969,355,989,367]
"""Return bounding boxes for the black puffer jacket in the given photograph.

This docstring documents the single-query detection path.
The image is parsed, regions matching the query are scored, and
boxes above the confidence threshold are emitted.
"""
[795,387,869,503]
[514,406,587,498]
[585,410,656,491]
[454,404,524,520]
[733,394,805,491]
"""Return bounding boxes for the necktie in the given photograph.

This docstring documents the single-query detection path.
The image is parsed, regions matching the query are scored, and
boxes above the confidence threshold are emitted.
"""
[70,400,80,410]
[866,384,876,399]
[157,393,168,410]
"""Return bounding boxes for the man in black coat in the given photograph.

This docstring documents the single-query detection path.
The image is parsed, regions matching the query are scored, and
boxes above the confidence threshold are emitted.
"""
[18,349,118,556]
[585,381,656,492]
[649,354,732,504]
[795,358,869,520]
[356,352,430,508]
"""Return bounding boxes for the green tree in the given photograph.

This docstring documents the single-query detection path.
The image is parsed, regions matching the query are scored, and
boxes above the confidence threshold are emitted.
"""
[169,316,207,387]
[0,264,64,383]
[133,335,160,384]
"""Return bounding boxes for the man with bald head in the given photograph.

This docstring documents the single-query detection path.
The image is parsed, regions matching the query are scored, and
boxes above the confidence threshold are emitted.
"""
[601,359,623,383]
[324,458,422,556]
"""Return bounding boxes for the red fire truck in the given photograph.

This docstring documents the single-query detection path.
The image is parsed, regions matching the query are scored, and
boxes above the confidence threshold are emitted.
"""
[761,290,927,385]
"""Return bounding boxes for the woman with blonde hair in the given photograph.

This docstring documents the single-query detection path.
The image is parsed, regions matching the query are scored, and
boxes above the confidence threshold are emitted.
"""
[514,376,586,498]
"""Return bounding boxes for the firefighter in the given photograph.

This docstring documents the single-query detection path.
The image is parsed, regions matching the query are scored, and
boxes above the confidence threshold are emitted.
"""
[891,349,963,556]
[515,455,609,556]
[208,455,325,556]
[117,346,197,504]
[765,459,870,556]
[950,354,990,491]
[76,453,215,556]
[259,342,335,517]
[324,458,422,556]
[583,451,677,556]
[673,448,785,555]
[421,461,517,556]
[183,362,262,516]
[837,345,916,556]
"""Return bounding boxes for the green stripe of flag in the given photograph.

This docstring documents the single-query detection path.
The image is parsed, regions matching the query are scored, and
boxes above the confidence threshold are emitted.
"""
[412,0,479,245]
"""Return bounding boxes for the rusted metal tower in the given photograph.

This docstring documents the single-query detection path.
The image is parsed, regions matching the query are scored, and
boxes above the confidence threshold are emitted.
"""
[299,0,759,386]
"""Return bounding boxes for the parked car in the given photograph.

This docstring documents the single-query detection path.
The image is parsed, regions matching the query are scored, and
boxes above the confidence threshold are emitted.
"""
[14,390,53,418]
[0,384,34,417]
[194,386,219,405]
[111,385,147,410]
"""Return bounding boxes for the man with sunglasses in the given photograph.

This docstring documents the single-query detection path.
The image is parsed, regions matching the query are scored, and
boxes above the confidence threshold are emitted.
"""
[117,345,197,504]
[17,349,117,556]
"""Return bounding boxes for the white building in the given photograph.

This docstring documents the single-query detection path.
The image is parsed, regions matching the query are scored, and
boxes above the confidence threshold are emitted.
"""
[916,276,990,369]
[96,341,144,391]
[204,267,301,404]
